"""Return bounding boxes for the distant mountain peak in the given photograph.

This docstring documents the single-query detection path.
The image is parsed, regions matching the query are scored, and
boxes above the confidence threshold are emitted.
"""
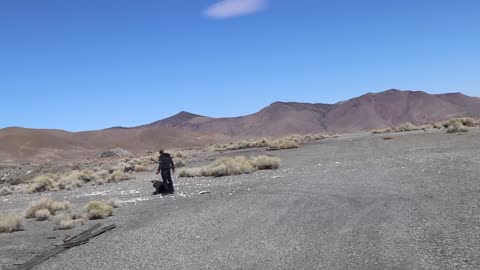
[175,111,202,117]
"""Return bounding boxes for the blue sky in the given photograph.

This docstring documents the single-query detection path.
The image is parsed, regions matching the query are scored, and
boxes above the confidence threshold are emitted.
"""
[1,0,479,131]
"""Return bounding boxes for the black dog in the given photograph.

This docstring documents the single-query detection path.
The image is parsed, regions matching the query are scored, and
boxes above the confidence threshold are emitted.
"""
[151,180,168,195]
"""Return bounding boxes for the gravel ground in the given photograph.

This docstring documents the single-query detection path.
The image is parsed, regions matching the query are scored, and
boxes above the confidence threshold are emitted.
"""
[1,129,480,269]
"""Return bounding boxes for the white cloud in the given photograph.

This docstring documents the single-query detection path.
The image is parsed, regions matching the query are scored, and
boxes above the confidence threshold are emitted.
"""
[204,0,268,19]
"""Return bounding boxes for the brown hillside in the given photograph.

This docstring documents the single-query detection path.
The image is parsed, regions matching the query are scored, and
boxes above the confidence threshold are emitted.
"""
[1,89,480,162]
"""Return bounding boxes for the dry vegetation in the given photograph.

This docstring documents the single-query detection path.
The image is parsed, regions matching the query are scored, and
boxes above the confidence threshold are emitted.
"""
[0,213,23,233]
[54,212,86,230]
[371,122,423,134]
[203,134,329,152]
[34,209,52,221]
[0,148,192,195]
[25,197,73,219]
[266,139,299,151]
[179,155,280,178]
[4,197,122,232]
[84,200,114,220]
[446,121,469,133]
[23,167,130,194]
[0,186,13,196]
[372,118,480,135]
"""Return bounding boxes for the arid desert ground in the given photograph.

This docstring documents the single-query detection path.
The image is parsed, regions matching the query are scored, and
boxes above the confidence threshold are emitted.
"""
[1,128,480,270]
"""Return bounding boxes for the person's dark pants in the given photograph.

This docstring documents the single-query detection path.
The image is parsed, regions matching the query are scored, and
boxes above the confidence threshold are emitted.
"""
[161,169,174,193]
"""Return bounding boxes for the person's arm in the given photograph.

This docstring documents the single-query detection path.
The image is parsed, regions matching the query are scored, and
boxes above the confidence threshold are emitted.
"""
[170,158,175,172]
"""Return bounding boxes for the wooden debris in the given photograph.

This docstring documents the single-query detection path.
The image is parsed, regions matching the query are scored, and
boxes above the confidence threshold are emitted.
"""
[14,223,116,270]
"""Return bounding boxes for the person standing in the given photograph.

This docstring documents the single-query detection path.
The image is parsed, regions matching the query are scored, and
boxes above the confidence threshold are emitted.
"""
[156,149,175,194]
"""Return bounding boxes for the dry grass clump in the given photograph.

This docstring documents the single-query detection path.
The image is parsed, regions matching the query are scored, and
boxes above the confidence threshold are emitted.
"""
[134,165,147,172]
[446,121,469,133]
[34,209,52,221]
[393,122,419,132]
[449,117,477,127]
[179,155,280,178]
[93,168,129,185]
[266,139,299,151]
[84,201,114,220]
[106,198,122,208]
[174,152,185,159]
[53,212,86,230]
[173,157,185,167]
[0,213,24,233]
[371,128,392,134]
[0,186,13,196]
[204,139,269,152]
[252,155,280,170]
[372,123,422,134]
[25,175,56,193]
[24,169,98,193]
[55,171,85,191]
[25,197,72,219]
[108,170,128,182]
[203,134,327,153]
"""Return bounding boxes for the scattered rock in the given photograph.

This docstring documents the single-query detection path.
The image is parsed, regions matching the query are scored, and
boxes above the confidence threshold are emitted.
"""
[198,191,210,195]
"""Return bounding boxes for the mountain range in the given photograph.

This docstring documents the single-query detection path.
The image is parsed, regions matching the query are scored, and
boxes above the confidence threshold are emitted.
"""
[1,89,480,163]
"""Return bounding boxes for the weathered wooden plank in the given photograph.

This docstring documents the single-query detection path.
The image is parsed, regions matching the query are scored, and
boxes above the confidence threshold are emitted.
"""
[13,223,115,270]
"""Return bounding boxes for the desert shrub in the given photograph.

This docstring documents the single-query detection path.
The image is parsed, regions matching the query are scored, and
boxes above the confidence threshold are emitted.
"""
[138,155,157,165]
[444,118,477,129]
[84,201,113,220]
[25,197,72,218]
[134,165,147,172]
[179,156,280,178]
[0,213,23,233]
[173,157,185,167]
[25,175,56,193]
[93,169,110,184]
[106,198,122,208]
[393,122,419,132]
[0,186,13,196]
[129,158,143,165]
[453,117,476,127]
[371,128,392,134]
[107,170,128,182]
[252,155,280,170]
[111,162,134,173]
[34,209,51,221]
[267,140,299,151]
[55,171,84,191]
[203,134,327,153]
[54,212,86,230]
[432,122,444,129]
[447,121,469,133]
[311,134,327,141]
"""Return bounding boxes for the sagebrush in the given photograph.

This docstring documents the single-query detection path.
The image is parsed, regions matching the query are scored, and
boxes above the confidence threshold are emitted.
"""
[179,155,280,178]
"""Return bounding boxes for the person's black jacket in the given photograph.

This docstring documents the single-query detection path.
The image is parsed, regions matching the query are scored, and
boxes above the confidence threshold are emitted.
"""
[158,153,175,171]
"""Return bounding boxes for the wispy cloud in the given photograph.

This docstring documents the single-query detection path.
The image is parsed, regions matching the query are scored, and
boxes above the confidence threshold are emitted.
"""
[204,0,268,19]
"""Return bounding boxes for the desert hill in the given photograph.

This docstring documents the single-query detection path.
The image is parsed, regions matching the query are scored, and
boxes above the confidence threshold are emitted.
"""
[1,89,479,162]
